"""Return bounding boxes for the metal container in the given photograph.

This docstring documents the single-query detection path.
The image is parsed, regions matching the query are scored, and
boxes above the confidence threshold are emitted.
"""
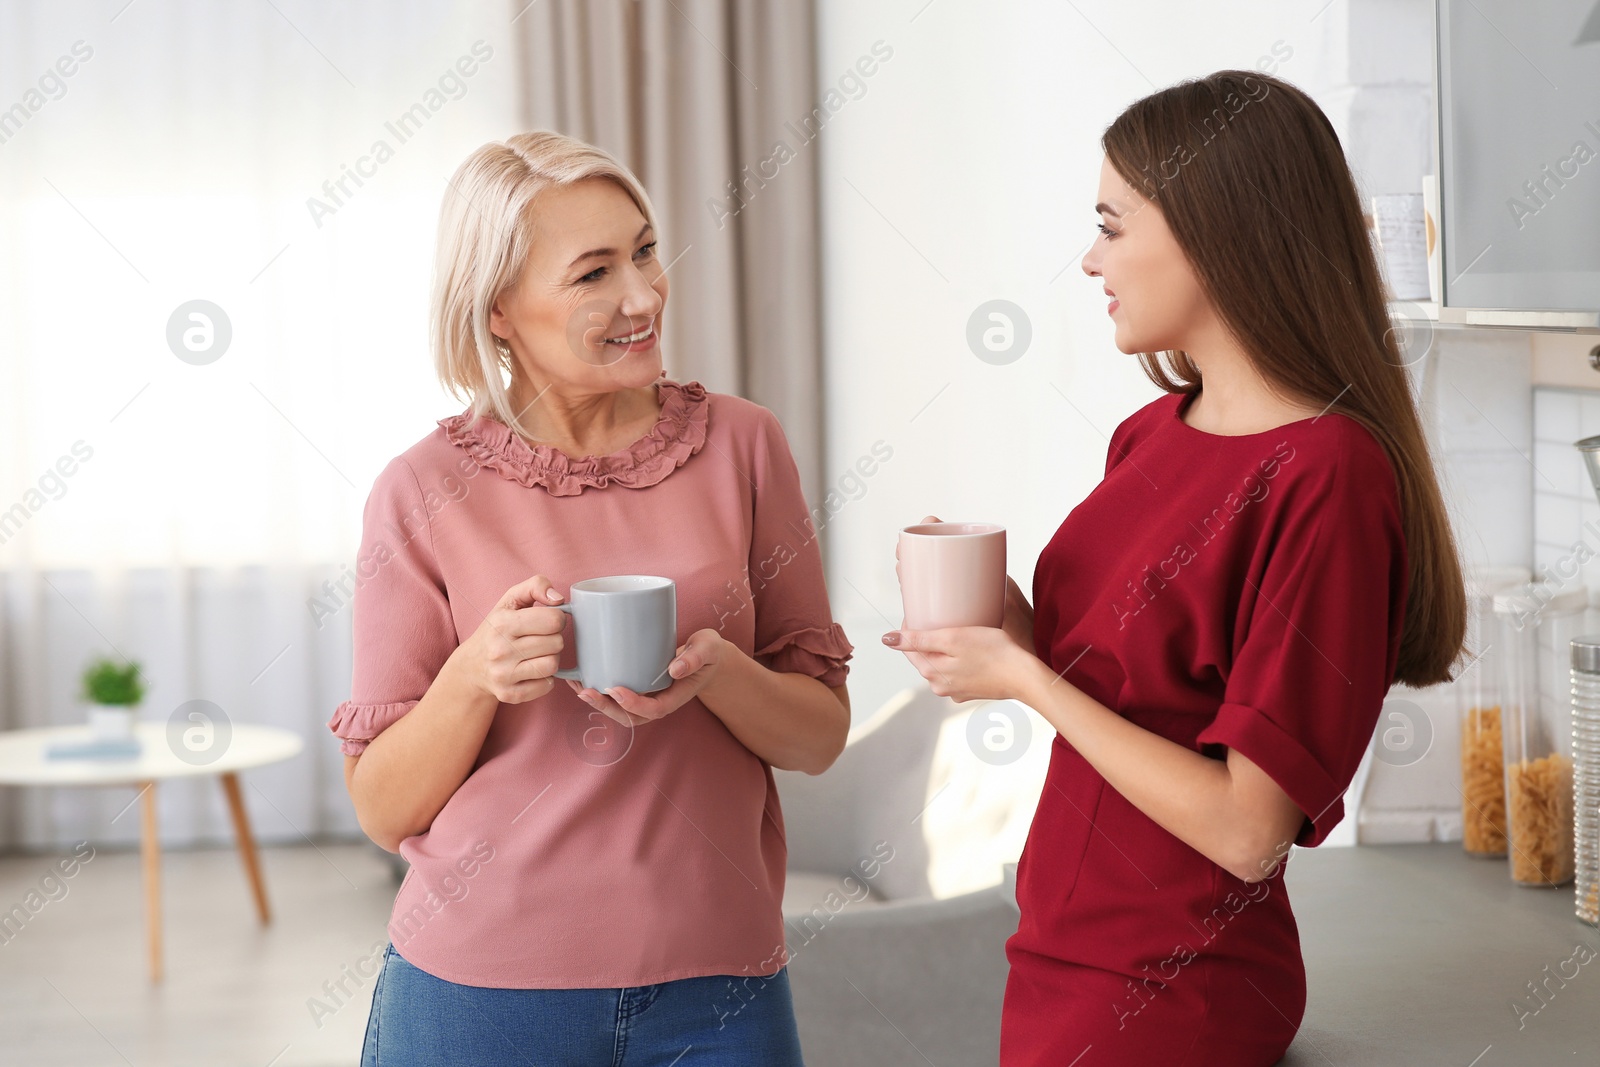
[1573,636,1600,923]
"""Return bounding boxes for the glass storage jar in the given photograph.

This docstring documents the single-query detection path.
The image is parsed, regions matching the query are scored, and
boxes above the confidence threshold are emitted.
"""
[1457,566,1529,856]
[1494,583,1583,887]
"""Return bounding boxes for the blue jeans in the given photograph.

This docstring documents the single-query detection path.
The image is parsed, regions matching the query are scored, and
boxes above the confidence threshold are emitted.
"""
[360,943,806,1066]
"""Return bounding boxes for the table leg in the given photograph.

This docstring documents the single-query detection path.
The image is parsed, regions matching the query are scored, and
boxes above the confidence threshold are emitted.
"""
[220,771,271,925]
[139,780,162,983]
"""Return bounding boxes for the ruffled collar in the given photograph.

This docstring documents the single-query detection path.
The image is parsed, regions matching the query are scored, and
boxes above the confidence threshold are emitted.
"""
[439,378,710,496]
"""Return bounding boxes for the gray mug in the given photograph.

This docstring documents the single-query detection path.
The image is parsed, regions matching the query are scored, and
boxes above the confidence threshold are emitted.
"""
[555,575,678,694]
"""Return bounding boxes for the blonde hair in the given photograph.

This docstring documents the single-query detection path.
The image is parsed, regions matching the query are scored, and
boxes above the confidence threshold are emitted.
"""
[429,131,660,428]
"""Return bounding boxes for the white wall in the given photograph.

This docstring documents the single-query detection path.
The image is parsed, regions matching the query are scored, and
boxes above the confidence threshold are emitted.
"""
[812,1,1600,850]
[813,0,1368,721]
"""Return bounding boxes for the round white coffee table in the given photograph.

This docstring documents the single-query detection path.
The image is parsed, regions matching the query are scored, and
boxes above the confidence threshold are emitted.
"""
[0,721,304,982]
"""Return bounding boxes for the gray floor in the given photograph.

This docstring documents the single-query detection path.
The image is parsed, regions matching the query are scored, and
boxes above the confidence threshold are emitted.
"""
[0,841,396,1067]
[11,839,1595,1065]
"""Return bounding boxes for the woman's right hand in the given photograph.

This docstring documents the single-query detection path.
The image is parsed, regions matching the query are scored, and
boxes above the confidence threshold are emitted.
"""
[456,574,569,704]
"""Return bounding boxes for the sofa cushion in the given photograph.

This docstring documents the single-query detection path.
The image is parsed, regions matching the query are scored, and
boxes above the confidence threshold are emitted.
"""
[921,700,1054,899]
[782,869,887,922]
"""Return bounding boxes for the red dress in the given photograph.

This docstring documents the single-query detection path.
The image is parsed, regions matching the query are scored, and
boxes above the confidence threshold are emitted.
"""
[1002,390,1408,1066]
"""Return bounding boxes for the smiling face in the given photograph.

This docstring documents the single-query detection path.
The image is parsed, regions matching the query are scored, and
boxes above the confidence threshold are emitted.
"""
[1081,156,1214,356]
[490,178,668,396]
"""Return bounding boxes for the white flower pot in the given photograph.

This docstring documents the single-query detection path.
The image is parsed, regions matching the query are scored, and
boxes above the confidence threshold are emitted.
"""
[87,704,139,741]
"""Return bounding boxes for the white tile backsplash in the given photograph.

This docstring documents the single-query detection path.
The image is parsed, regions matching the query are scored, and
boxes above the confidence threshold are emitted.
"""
[1534,491,1583,550]
[1579,392,1600,439]
[1583,494,1600,528]
[1534,540,1567,573]
[1437,450,1532,568]
[1533,389,1582,444]
[1533,438,1589,499]
[1578,546,1600,610]
[1533,385,1600,580]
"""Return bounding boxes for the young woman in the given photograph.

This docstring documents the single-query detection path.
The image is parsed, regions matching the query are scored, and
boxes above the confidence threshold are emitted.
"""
[885,70,1466,1065]
[331,131,853,1065]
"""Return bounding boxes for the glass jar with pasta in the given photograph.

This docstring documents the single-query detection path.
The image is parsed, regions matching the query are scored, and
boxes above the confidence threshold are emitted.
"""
[1456,567,1528,856]
[1493,583,1582,888]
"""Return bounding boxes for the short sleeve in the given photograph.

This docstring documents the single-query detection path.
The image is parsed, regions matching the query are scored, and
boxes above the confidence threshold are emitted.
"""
[1104,395,1163,478]
[326,457,460,755]
[1194,433,1408,847]
[744,407,854,687]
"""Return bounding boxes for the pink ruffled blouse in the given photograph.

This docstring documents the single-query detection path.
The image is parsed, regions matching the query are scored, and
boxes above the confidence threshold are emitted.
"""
[328,377,853,988]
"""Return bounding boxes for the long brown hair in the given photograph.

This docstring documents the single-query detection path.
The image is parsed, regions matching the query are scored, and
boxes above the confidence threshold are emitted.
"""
[1102,70,1465,687]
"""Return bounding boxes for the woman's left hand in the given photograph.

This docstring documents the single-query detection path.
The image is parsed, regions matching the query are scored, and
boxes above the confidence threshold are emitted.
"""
[882,623,1041,704]
[565,628,727,727]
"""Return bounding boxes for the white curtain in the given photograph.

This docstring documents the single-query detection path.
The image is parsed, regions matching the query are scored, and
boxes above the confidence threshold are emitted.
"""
[0,0,521,850]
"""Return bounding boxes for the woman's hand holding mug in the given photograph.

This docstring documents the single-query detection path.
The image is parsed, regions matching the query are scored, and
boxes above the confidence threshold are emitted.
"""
[887,514,1041,704]
[566,628,727,728]
[458,574,570,705]
[454,573,736,728]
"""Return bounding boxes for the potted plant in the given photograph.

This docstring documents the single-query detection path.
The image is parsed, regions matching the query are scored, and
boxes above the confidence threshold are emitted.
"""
[81,658,145,740]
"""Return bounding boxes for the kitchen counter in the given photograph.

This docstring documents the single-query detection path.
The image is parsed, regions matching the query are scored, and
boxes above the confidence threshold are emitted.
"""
[1282,842,1597,1066]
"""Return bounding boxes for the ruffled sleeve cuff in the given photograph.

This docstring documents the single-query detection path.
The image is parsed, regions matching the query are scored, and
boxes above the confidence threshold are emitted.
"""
[327,699,420,756]
[754,622,854,688]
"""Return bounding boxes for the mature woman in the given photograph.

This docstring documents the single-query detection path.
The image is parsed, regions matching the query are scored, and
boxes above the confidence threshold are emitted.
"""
[331,131,853,1065]
[886,71,1466,1065]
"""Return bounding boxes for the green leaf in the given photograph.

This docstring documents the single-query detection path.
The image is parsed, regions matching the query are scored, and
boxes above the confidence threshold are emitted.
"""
[81,657,145,706]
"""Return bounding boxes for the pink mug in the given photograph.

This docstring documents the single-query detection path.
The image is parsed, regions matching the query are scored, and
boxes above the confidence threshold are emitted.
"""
[897,522,1006,629]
